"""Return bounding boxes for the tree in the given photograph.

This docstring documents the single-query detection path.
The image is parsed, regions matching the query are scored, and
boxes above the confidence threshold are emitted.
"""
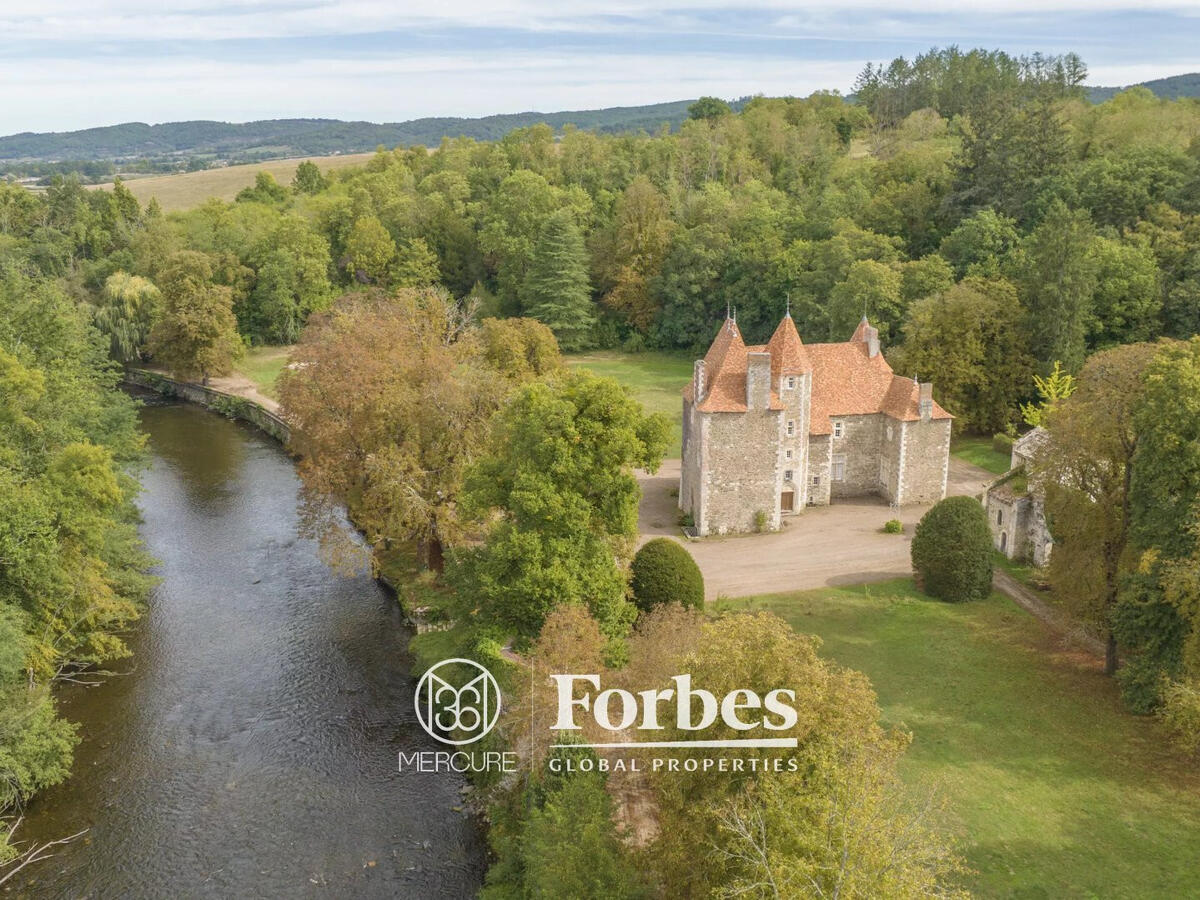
[478,317,563,382]
[93,271,160,362]
[1087,237,1162,349]
[341,215,395,284]
[890,278,1034,434]
[630,538,704,612]
[278,287,513,571]
[688,96,733,121]
[938,208,1019,278]
[1008,201,1099,372]
[828,259,904,342]
[235,171,288,205]
[246,216,333,343]
[521,752,646,899]
[911,496,993,602]
[392,237,440,288]
[596,177,675,333]
[0,269,150,834]
[649,612,967,897]
[1112,338,1200,709]
[1020,361,1076,427]
[292,160,328,195]
[523,208,596,351]
[146,251,242,382]
[450,371,669,640]
[1038,342,1162,675]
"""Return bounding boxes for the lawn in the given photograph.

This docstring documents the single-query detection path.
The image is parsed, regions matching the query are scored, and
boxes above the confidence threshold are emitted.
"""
[951,435,1012,476]
[566,350,693,457]
[235,345,294,398]
[728,580,1200,899]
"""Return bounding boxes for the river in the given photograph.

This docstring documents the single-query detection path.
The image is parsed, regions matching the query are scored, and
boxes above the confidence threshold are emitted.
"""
[7,397,485,898]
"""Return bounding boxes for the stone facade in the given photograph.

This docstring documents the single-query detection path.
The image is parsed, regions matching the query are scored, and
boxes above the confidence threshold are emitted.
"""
[984,428,1053,566]
[680,314,953,536]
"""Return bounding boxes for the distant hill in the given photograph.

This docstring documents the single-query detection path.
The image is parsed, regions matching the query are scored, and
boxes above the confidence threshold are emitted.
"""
[1087,72,1200,104]
[0,100,704,163]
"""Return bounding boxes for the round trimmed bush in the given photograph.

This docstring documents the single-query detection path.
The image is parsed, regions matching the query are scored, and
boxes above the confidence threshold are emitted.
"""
[910,496,993,602]
[631,538,704,612]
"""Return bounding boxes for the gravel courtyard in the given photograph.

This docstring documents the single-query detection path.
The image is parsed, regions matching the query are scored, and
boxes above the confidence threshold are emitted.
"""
[637,458,993,600]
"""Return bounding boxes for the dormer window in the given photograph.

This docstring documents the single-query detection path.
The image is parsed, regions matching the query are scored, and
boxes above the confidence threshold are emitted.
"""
[833,421,844,439]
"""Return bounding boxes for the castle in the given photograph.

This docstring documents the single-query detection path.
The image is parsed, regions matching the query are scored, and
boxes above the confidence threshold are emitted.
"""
[680,312,952,536]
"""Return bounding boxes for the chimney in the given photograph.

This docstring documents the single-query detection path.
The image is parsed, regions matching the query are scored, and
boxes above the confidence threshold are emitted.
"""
[867,325,880,359]
[746,352,771,410]
[918,382,933,422]
[693,359,706,402]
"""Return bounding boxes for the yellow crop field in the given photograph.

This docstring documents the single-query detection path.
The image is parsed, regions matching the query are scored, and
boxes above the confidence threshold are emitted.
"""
[90,152,376,211]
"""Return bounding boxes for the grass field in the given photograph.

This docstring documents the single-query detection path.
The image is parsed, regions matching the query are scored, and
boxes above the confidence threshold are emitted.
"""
[90,153,375,211]
[730,580,1200,898]
[235,345,293,398]
[951,435,1012,476]
[566,350,693,456]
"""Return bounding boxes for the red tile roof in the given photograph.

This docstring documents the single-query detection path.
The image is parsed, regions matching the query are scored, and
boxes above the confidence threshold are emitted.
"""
[683,316,952,429]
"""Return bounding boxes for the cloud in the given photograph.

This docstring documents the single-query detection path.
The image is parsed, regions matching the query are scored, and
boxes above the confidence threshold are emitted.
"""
[2,1,1198,42]
[0,1,1197,132]
[0,51,868,132]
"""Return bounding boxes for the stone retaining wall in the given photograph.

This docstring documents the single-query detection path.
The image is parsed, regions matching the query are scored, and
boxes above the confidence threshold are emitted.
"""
[122,368,290,444]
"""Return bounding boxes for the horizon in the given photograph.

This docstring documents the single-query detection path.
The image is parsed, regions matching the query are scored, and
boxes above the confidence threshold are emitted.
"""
[4,2,1200,135]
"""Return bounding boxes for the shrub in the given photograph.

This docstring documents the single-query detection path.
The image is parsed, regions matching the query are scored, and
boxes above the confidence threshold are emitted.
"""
[883,519,903,534]
[911,496,993,602]
[1160,679,1200,754]
[621,332,647,354]
[992,432,1015,456]
[631,538,704,612]
[754,509,769,533]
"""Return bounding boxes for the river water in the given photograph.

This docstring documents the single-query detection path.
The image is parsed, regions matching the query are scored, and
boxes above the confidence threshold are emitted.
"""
[8,398,485,898]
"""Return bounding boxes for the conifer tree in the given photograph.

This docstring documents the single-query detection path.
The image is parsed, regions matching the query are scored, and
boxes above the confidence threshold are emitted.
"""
[522,209,595,351]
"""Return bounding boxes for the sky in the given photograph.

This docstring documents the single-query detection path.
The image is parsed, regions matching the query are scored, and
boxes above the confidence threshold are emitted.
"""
[2,1,1199,135]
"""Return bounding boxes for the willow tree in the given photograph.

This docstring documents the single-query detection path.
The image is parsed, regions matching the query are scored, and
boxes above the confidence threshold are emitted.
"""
[93,271,160,363]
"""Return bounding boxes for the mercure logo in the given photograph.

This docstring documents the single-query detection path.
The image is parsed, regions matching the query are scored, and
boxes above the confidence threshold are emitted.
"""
[414,658,501,746]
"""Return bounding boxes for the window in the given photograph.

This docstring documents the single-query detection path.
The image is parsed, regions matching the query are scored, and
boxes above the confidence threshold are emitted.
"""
[784,469,794,482]
[786,420,795,436]
[832,456,846,481]
[833,421,844,438]
[812,475,821,486]
[997,510,1003,526]
[787,376,796,389]
[785,448,793,460]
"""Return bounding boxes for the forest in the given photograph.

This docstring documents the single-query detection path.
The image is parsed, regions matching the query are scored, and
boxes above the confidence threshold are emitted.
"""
[3,44,1200,892]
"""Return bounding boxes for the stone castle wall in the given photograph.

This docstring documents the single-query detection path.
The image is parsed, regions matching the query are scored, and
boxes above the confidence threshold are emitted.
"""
[830,414,884,500]
[702,409,782,534]
[899,418,951,504]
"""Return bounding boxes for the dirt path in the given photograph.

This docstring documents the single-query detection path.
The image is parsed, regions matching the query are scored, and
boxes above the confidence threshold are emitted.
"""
[992,569,1104,658]
[205,372,281,414]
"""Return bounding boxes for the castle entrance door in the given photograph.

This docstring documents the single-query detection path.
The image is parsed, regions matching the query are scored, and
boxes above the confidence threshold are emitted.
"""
[780,490,794,512]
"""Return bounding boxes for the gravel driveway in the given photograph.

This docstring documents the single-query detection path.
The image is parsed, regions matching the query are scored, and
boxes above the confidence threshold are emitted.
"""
[637,458,993,600]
